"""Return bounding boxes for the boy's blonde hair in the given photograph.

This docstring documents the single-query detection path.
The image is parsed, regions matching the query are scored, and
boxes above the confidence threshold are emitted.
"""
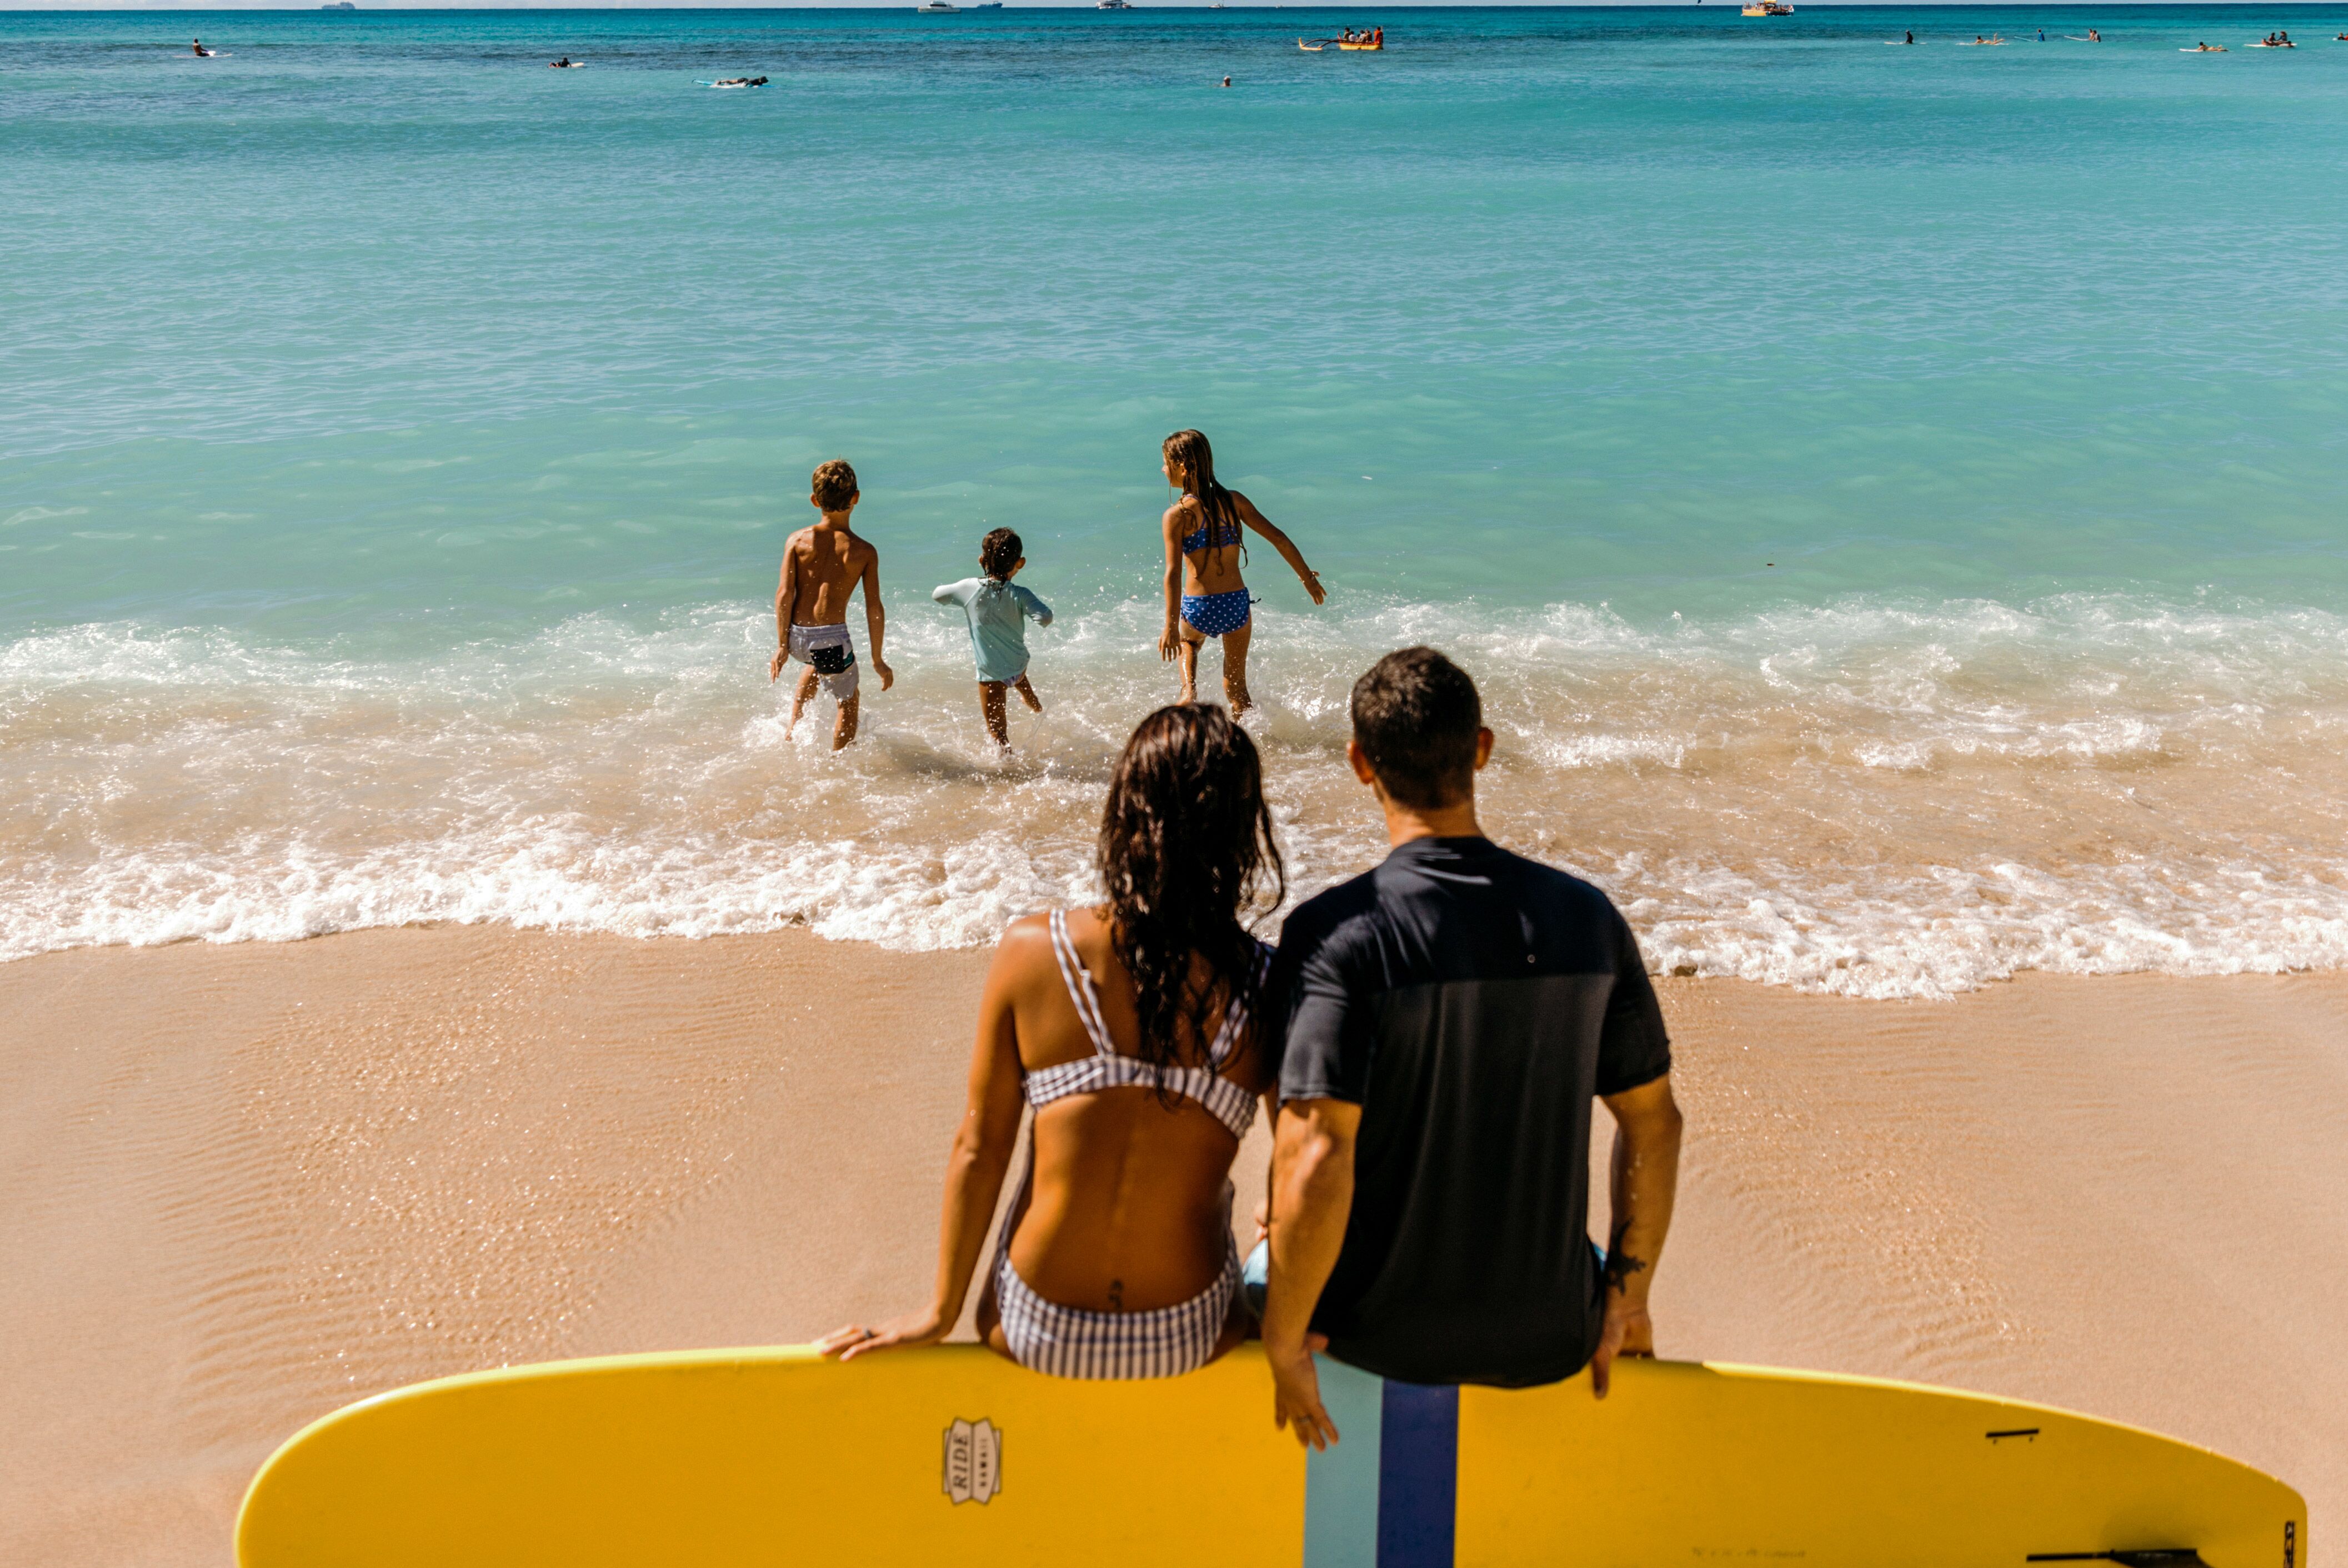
[811,459,859,513]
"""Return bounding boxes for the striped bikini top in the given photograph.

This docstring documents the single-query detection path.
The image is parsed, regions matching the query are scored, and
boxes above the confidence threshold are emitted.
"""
[1027,910,1264,1142]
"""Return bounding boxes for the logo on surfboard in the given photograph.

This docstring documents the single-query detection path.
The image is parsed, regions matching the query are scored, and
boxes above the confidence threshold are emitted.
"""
[942,1418,1002,1505]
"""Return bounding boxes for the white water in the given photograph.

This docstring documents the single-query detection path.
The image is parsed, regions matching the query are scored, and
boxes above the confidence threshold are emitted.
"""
[8,590,2347,998]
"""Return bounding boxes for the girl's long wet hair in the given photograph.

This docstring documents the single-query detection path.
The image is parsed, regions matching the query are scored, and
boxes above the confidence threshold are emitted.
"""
[1163,428,1246,570]
[1097,704,1284,1089]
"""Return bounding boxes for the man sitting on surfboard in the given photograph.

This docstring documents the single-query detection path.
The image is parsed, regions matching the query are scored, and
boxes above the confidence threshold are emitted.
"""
[1256,648,1684,1444]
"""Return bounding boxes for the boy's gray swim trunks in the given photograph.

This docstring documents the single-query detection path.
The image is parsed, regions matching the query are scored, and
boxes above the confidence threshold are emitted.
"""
[787,623,859,702]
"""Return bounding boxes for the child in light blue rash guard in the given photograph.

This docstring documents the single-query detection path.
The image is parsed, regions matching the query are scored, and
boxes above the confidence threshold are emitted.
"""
[933,527,1052,746]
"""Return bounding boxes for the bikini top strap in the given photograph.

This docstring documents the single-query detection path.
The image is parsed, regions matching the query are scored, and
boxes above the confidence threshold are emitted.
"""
[1047,910,1118,1059]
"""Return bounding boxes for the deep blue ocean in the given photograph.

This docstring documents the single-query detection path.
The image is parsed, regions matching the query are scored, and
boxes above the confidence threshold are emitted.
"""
[6,7,2347,993]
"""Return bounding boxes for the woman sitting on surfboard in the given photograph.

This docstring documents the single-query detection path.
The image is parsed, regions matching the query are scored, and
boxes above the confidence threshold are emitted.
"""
[820,704,1283,1379]
[1157,428,1324,714]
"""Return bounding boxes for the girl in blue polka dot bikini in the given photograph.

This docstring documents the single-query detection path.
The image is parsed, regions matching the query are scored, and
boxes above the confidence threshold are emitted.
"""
[1156,429,1326,713]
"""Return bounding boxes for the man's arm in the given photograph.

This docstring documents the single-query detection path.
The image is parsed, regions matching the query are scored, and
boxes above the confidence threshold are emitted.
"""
[1262,1097,1360,1450]
[1590,1073,1683,1399]
[859,544,893,690]
[769,539,800,682]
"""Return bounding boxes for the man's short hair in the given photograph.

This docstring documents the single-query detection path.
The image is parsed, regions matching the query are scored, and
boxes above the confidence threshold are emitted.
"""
[1350,647,1483,810]
[811,459,859,512]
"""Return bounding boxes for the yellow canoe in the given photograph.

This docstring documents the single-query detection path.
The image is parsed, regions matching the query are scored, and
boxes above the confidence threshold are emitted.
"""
[1337,39,1383,49]
[237,1344,2305,1567]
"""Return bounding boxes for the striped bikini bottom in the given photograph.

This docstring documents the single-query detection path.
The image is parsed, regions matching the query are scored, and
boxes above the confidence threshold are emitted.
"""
[991,1181,1239,1380]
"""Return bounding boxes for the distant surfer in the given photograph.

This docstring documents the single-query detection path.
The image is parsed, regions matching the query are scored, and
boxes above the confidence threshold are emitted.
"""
[1157,428,1324,714]
[1904,29,1914,43]
[1222,74,1232,87]
[549,56,577,68]
[2089,28,2101,41]
[191,38,213,56]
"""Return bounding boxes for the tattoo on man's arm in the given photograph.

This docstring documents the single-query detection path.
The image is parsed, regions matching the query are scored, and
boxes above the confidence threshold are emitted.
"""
[1604,1221,1648,1291]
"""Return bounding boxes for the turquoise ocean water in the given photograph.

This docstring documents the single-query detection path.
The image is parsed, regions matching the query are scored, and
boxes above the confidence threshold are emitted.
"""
[6,7,2347,993]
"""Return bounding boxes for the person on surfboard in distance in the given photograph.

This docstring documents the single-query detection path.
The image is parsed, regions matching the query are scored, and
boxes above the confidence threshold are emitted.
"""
[1157,428,1324,714]
[1255,648,1684,1446]
[819,705,1282,1378]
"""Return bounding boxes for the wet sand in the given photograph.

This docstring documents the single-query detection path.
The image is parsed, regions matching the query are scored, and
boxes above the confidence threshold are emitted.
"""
[3,925,2342,1564]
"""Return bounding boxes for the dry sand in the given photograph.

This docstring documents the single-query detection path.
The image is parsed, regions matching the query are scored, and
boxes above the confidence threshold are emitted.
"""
[3,925,2343,1565]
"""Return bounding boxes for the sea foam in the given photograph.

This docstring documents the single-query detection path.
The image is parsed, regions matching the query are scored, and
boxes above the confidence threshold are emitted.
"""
[6,592,2347,998]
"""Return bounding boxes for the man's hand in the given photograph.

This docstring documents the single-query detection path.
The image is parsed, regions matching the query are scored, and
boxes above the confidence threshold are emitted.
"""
[1589,1291,1655,1400]
[872,658,895,692]
[769,646,788,682]
[1267,1334,1338,1450]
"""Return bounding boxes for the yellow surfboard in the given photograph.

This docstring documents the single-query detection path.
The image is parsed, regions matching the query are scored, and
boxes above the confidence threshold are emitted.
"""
[237,1345,2304,1567]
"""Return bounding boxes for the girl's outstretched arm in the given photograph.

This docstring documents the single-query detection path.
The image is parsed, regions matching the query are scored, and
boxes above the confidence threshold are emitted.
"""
[1235,493,1326,605]
[816,921,1033,1359]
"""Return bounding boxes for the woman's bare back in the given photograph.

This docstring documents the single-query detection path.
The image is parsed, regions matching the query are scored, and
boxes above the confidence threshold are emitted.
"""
[994,907,1269,1315]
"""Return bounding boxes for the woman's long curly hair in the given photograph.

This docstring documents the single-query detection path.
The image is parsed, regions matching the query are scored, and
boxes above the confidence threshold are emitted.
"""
[1097,704,1285,1089]
[1163,428,1246,571]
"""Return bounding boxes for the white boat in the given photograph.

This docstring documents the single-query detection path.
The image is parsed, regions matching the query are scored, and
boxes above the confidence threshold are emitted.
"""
[1098,1,1133,10]
[916,2,959,12]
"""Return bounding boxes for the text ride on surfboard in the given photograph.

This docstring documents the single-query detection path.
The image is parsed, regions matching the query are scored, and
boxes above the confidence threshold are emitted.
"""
[237,1345,2305,1567]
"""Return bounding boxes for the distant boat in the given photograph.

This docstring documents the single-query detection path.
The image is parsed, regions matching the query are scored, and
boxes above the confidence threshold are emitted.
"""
[917,2,959,12]
[321,2,355,9]
[976,3,1002,7]
[1097,1,1133,9]
[1741,2,1793,13]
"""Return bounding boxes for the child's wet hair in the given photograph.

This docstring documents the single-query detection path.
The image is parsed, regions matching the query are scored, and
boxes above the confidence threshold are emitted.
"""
[980,527,1022,580]
[810,458,858,512]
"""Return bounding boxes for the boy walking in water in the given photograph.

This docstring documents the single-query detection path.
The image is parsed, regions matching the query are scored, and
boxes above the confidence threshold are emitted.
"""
[769,458,893,750]
[933,527,1052,747]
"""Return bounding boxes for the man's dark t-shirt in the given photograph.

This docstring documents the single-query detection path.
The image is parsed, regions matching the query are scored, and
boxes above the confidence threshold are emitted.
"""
[1269,836,1671,1389]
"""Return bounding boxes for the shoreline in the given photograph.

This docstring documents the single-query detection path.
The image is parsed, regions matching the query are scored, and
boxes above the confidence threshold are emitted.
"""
[3,924,2343,1563]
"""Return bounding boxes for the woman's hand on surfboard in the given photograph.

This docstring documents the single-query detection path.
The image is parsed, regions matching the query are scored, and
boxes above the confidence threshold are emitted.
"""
[1267,1334,1338,1450]
[815,1307,948,1362]
[1588,1296,1655,1400]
